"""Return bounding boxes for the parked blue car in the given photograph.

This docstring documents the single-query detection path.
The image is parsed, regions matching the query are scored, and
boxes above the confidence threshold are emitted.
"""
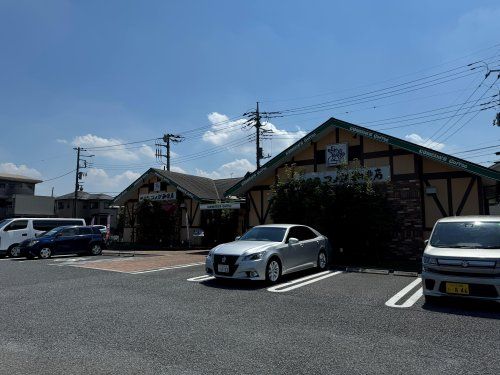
[19,225,104,259]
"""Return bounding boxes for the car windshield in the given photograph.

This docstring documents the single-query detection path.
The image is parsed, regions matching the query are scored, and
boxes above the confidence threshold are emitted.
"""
[42,227,62,237]
[430,221,500,249]
[0,219,13,229]
[239,227,287,242]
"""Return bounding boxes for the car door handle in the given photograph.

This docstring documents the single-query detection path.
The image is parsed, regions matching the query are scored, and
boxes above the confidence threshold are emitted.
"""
[22,233,27,236]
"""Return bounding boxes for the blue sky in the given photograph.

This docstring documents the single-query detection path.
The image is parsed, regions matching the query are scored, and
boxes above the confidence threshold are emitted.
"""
[1,0,499,196]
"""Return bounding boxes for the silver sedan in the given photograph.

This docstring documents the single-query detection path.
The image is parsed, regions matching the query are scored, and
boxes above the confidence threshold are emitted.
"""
[205,224,330,283]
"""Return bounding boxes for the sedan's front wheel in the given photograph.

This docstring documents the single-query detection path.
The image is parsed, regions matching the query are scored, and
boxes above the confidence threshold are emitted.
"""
[38,247,52,259]
[266,258,281,284]
[317,250,327,270]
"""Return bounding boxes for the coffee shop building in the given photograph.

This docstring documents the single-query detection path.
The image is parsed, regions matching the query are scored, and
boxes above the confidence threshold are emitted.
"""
[225,117,500,259]
[112,168,243,246]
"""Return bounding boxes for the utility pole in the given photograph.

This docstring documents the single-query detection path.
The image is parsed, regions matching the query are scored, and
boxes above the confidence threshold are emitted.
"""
[243,102,280,169]
[156,134,184,171]
[73,147,94,218]
[73,147,81,218]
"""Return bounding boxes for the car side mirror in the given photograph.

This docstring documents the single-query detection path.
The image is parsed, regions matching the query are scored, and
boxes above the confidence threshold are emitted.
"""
[235,236,241,241]
[424,239,429,245]
[288,237,299,245]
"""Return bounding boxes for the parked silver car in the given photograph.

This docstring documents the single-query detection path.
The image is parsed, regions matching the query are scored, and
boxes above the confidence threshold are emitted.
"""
[205,224,329,283]
[422,216,500,303]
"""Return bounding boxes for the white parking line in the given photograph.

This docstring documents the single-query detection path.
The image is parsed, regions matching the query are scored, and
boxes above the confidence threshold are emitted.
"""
[187,275,216,282]
[128,262,205,275]
[385,278,423,308]
[267,270,343,293]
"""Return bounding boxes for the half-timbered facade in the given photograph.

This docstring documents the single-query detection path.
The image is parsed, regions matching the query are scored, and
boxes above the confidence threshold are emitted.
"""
[112,169,243,246]
[226,118,500,259]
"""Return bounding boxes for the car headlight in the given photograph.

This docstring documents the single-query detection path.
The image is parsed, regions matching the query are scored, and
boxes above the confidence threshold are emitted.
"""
[422,256,437,265]
[243,251,266,261]
[206,248,216,260]
[29,240,39,246]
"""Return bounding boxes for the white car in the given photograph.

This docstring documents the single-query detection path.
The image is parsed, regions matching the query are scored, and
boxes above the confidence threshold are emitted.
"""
[422,216,500,303]
[205,224,330,283]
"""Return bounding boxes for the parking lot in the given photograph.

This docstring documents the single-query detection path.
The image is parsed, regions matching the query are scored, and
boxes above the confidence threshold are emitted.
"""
[1,251,499,375]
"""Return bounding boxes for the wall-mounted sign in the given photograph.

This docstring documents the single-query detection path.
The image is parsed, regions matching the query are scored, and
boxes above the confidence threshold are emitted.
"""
[200,202,241,210]
[139,191,176,202]
[326,143,348,166]
[303,165,390,183]
[153,181,161,192]
[193,229,205,237]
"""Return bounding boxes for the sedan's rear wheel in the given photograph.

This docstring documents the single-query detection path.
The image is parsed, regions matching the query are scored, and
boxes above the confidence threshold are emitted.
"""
[39,247,52,259]
[90,244,102,256]
[8,245,21,258]
[266,258,281,284]
[317,250,327,270]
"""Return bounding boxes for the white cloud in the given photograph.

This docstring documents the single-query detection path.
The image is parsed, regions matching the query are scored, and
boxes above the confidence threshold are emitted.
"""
[71,134,155,161]
[85,168,141,191]
[196,158,255,179]
[202,112,306,157]
[405,133,445,151]
[170,166,186,173]
[56,139,68,144]
[0,163,42,179]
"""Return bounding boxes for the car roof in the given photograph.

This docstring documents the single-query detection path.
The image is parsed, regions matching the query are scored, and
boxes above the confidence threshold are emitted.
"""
[437,215,500,223]
[254,224,307,229]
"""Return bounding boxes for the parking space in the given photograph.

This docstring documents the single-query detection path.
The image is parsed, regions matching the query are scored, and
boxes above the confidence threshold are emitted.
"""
[39,250,208,274]
[1,254,499,374]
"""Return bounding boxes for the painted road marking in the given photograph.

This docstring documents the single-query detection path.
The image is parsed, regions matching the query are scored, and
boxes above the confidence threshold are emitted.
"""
[187,275,216,282]
[128,262,205,275]
[267,270,343,293]
[385,278,423,308]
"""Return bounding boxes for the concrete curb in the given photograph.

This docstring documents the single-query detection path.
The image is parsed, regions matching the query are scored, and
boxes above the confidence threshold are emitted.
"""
[393,271,419,277]
[343,267,419,277]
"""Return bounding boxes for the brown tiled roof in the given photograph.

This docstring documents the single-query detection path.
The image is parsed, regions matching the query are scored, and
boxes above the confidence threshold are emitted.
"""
[57,192,114,201]
[154,170,241,200]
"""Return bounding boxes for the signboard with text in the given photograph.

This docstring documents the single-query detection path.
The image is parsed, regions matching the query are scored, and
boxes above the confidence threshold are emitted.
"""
[303,166,390,183]
[139,191,177,202]
[326,143,348,166]
[200,202,241,210]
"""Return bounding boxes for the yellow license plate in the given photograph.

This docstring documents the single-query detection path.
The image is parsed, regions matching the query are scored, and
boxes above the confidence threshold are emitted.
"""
[445,282,469,295]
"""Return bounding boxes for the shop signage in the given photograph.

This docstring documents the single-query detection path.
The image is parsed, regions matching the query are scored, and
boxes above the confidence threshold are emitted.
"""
[303,165,390,183]
[153,181,161,192]
[200,202,241,210]
[326,143,348,166]
[193,229,205,237]
[139,191,177,202]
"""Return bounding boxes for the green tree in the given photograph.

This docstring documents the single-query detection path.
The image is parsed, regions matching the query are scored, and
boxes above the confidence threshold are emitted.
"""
[269,163,394,264]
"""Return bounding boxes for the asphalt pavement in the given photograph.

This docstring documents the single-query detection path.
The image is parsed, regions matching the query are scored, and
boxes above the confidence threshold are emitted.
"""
[0,254,499,375]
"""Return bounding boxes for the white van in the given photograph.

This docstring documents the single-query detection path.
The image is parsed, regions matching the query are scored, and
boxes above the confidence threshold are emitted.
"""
[0,218,86,257]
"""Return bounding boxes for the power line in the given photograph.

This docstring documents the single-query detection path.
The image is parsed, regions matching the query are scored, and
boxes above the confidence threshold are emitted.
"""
[260,43,500,103]
[41,169,76,182]
[438,76,500,143]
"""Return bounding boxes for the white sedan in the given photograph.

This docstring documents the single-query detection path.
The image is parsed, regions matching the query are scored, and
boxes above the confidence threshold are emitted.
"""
[205,224,330,283]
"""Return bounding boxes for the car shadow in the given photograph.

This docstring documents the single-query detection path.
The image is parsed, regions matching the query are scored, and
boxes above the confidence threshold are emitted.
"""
[200,267,330,291]
[422,297,500,320]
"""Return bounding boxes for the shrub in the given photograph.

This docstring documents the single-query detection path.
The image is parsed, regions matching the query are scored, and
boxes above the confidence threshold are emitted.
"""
[269,164,394,263]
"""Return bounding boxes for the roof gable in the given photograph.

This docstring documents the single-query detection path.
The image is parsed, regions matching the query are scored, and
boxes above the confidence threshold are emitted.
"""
[225,117,500,196]
[112,168,243,205]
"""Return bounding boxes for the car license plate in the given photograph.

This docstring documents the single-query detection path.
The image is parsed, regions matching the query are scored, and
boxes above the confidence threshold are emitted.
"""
[217,264,229,273]
[445,282,469,295]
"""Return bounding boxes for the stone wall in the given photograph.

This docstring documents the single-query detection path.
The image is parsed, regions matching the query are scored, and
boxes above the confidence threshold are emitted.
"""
[383,179,424,261]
